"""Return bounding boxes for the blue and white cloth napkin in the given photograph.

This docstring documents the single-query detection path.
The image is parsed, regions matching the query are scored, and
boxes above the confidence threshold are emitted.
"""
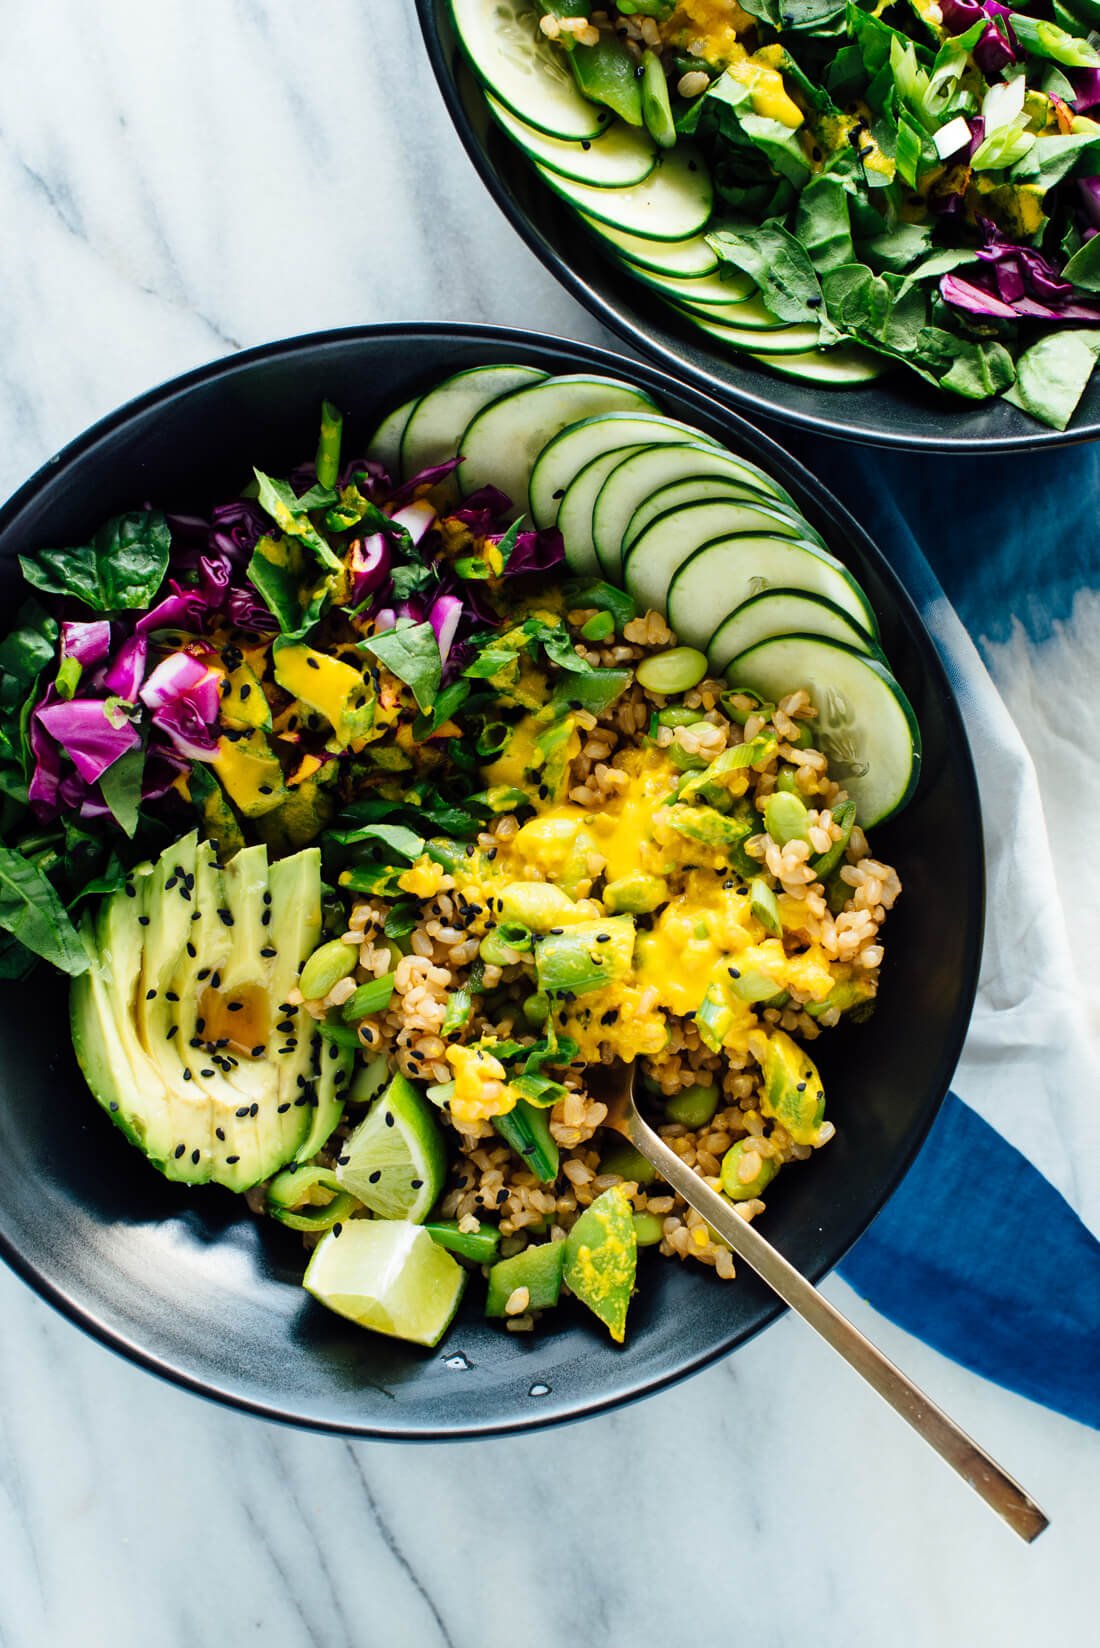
[772,427,1100,1429]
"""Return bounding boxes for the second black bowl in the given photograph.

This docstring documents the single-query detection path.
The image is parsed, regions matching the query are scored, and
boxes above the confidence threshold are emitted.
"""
[0,324,982,1437]
[417,0,1100,454]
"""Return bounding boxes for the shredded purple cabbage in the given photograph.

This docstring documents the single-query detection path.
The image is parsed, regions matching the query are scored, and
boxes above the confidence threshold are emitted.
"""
[940,0,1017,78]
[35,698,141,787]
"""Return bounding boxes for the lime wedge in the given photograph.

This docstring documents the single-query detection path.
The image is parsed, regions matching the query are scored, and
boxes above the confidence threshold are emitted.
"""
[303,1220,466,1347]
[335,1071,446,1222]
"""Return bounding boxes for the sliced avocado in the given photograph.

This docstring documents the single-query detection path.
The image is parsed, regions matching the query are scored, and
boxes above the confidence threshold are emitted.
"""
[760,1030,826,1147]
[212,728,288,818]
[273,639,374,749]
[219,658,271,731]
[535,916,636,997]
[663,801,755,856]
[534,712,581,803]
[70,834,338,1191]
[563,1185,638,1343]
[254,770,336,853]
[805,974,876,1020]
[70,866,193,1180]
[189,764,246,860]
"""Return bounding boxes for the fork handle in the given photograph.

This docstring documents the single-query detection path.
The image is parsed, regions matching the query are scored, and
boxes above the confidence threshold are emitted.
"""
[623,1112,1049,1544]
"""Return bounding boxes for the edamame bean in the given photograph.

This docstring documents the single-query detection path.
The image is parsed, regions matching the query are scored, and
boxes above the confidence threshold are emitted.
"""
[600,1140,659,1185]
[720,1140,779,1202]
[635,646,708,696]
[763,790,811,847]
[299,937,358,1001]
[664,1082,720,1129]
[633,1211,666,1247]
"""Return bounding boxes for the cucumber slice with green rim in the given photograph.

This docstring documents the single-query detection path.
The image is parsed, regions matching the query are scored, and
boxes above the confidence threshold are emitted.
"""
[673,295,796,332]
[625,263,755,307]
[486,92,657,187]
[624,476,806,554]
[578,214,719,276]
[593,441,794,581]
[624,498,823,613]
[707,589,879,675]
[366,395,419,474]
[449,0,612,141]
[667,537,878,653]
[557,445,651,575]
[399,364,548,482]
[675,305,824,354]
[457,373,657,515]
[747,347,890,386]
[535,143,712,240]
[529,410,722,529]
[726,635,921,825]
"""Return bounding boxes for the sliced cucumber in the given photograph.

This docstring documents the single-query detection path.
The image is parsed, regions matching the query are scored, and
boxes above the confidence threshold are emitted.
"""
[592,442,793,581]
[624,476,806,554]
[457,373,656,516]
[558,446,650,576]
[667,537,878,654]
[676,305,824,354]
[624,498,823,614]
[726,635,921,825]
[747,347,890,386]
[625,263,755,307]
[366,395,419,476]
[529,410,721,529]
[449,0,611,141]
[486,93,657,188]
[578,214,719,277]
[399,364,548,482]
[707,589,878,675]
[536,144,712,241]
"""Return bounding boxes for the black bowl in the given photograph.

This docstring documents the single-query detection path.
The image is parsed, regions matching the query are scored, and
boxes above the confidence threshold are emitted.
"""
[0,325,982,1437]
[416,0,1099,454]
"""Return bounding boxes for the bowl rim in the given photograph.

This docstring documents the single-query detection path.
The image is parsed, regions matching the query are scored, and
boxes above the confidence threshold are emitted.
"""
[0,322,985,1438]
[414,0,1100,457]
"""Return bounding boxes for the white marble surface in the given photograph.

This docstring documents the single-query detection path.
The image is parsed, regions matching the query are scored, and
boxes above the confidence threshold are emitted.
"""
[0,4,1097,1644]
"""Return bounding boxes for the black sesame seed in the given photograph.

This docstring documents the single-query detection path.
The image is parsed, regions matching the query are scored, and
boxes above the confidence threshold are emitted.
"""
[218,908,234,926]
[277,1102,290,1113]
[332,1222,343,1237]
[125,882,136,897]
[411,1178,423,1190]
[368,1170,382,1184]
[138,915,150,927]
[174,1143,185,1158]
[260,947,277,958]
[216,1126,225,1141]
[109,1100,119,1112]
[167,1025,178,1041]
[277,1019,295,1033]
[306,655,320,669]
[550,926,564,936]
[385,1112,394,1127]
[337,1154,350,1166]
[258,784,273,796]
[191,1148,201,1164]
[211,973,221,989]
[227,1001,243,1013]
[251,1045,265,1058]
[146,989,157,1000]
[261,910,271,926]
[596,933,611,943]
[165,991,179,1003]
[728,967,741,980]
[263,891,272,906]
[186,942,196,958]
[226,1155,240,1165]
[250,1103,259,1117]
[197,968,211,981]
[201,1069,215,1078]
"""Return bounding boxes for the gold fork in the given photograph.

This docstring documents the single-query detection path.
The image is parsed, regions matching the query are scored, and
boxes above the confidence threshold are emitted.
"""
[596,1062,1049,1544]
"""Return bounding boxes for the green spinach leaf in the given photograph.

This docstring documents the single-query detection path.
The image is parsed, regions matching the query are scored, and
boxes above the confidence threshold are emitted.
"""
[0,846,89,975]
[20,511,170,613]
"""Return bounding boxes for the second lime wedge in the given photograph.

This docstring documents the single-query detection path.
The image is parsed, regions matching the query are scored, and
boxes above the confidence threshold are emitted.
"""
[303,1220,466,1347]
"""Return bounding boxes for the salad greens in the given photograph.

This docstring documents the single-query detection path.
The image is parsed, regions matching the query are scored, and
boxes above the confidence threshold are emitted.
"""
[541,0,1100,427]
